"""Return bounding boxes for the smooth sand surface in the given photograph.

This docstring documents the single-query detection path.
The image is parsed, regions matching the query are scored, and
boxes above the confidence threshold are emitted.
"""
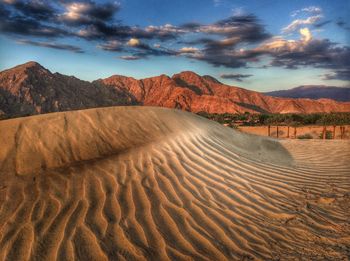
[0,106,349,260]
[239,125,350,139]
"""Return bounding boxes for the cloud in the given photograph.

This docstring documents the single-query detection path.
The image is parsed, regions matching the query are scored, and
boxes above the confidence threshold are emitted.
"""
[255,28,350,78]
[11,0,56,21]
[323,69,350,81]
[299,27,312,42]
[302,6,322,13]
[124,38,178,58]
[220,73,252,81]
[179,47,199,54]
[0,1,65,37]
[60,1,120,25]
[1,1,348,82]
[336,19,350,31]
[0,17,68,37]
[98,40,123,51]
[177,15,271,68]
[119,55,141,60]
[144,24,187,40]
[291,6,322,17]
[127,38,140,47]
[314,20,331,28]
[201,15,270,42]
[282,15,322,33]
[17,39,84,53]
[0,1,269,46]
[1,0,16,3]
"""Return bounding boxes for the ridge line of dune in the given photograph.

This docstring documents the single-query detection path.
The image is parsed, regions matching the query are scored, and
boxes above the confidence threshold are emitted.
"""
[0,106,349,260]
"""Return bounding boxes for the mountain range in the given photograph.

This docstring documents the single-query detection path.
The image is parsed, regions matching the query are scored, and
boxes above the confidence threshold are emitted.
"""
[265,85,350,102]
[1,61,350,119]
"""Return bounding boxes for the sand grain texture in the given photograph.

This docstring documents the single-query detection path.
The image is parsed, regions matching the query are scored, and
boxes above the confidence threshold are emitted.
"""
[0,106,349,260]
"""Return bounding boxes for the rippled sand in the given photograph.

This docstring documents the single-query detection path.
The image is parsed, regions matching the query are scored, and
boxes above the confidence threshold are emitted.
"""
[0,106,349,260]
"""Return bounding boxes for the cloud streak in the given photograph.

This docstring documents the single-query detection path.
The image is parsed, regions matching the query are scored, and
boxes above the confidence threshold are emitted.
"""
[220,73,253,81]
[17,39,84,53]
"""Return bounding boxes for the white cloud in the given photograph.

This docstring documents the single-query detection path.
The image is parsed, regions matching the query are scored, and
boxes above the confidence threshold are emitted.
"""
[179,47,199,54]
[62,2,91,21]
[258,27,313,52]
[302,6,322,13]
[127,38,140,47]
[299,28,312,42]
[291,6,322,17]
[282,15,322,33]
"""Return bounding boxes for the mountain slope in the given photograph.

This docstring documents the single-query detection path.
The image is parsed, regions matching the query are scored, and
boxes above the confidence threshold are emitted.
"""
[0,62,137,119]
[265,85,350,102]
[1,62,350,119]
[102,71,350,114]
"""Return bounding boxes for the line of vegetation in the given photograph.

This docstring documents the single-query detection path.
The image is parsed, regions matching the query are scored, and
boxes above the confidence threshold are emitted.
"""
[196,112,350,127]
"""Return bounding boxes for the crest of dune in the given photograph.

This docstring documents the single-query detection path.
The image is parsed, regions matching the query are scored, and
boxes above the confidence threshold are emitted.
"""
[0,106,349,260]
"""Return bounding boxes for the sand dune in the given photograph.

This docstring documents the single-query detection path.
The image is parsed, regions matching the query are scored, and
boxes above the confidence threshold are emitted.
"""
[0,106,349,260]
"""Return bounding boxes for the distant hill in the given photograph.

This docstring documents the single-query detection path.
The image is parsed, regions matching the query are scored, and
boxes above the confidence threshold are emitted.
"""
[1,62,350,119]
[264,85,350,102]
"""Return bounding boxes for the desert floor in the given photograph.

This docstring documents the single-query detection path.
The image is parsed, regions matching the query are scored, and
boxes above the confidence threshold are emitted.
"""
[0,106,349,260]
[239,125,350,140]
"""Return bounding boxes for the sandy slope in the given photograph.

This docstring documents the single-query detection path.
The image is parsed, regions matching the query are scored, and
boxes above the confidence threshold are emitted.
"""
[0,106,349,260]
[239,125,350,139]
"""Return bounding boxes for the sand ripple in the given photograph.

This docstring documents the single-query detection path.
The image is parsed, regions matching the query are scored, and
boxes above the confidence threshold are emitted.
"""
[0,107,349,260]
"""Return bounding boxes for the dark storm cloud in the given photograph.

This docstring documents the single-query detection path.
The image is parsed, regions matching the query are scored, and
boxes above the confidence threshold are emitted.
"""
[323,69,350,81]
[220,73,253,81]
[0,1,67,37]
[59,1,120,26]
[268,39,350,72]
[177,14,271,68]
[12,0,56,21]
[17,39,84,53]
[0,1,269,44]
[130,43,178,58]
[100,38,177,59]
[179,22,201,30]
[336,19,350,31]
[0,15,68,37]
[212,15,270,42]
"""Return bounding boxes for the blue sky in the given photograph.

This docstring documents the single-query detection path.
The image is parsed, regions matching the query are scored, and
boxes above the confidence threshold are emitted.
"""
[0,0,349,91]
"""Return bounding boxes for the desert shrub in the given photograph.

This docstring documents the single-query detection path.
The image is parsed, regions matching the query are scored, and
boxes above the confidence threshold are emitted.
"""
[297,134,313,139]
[319,130,332,139]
